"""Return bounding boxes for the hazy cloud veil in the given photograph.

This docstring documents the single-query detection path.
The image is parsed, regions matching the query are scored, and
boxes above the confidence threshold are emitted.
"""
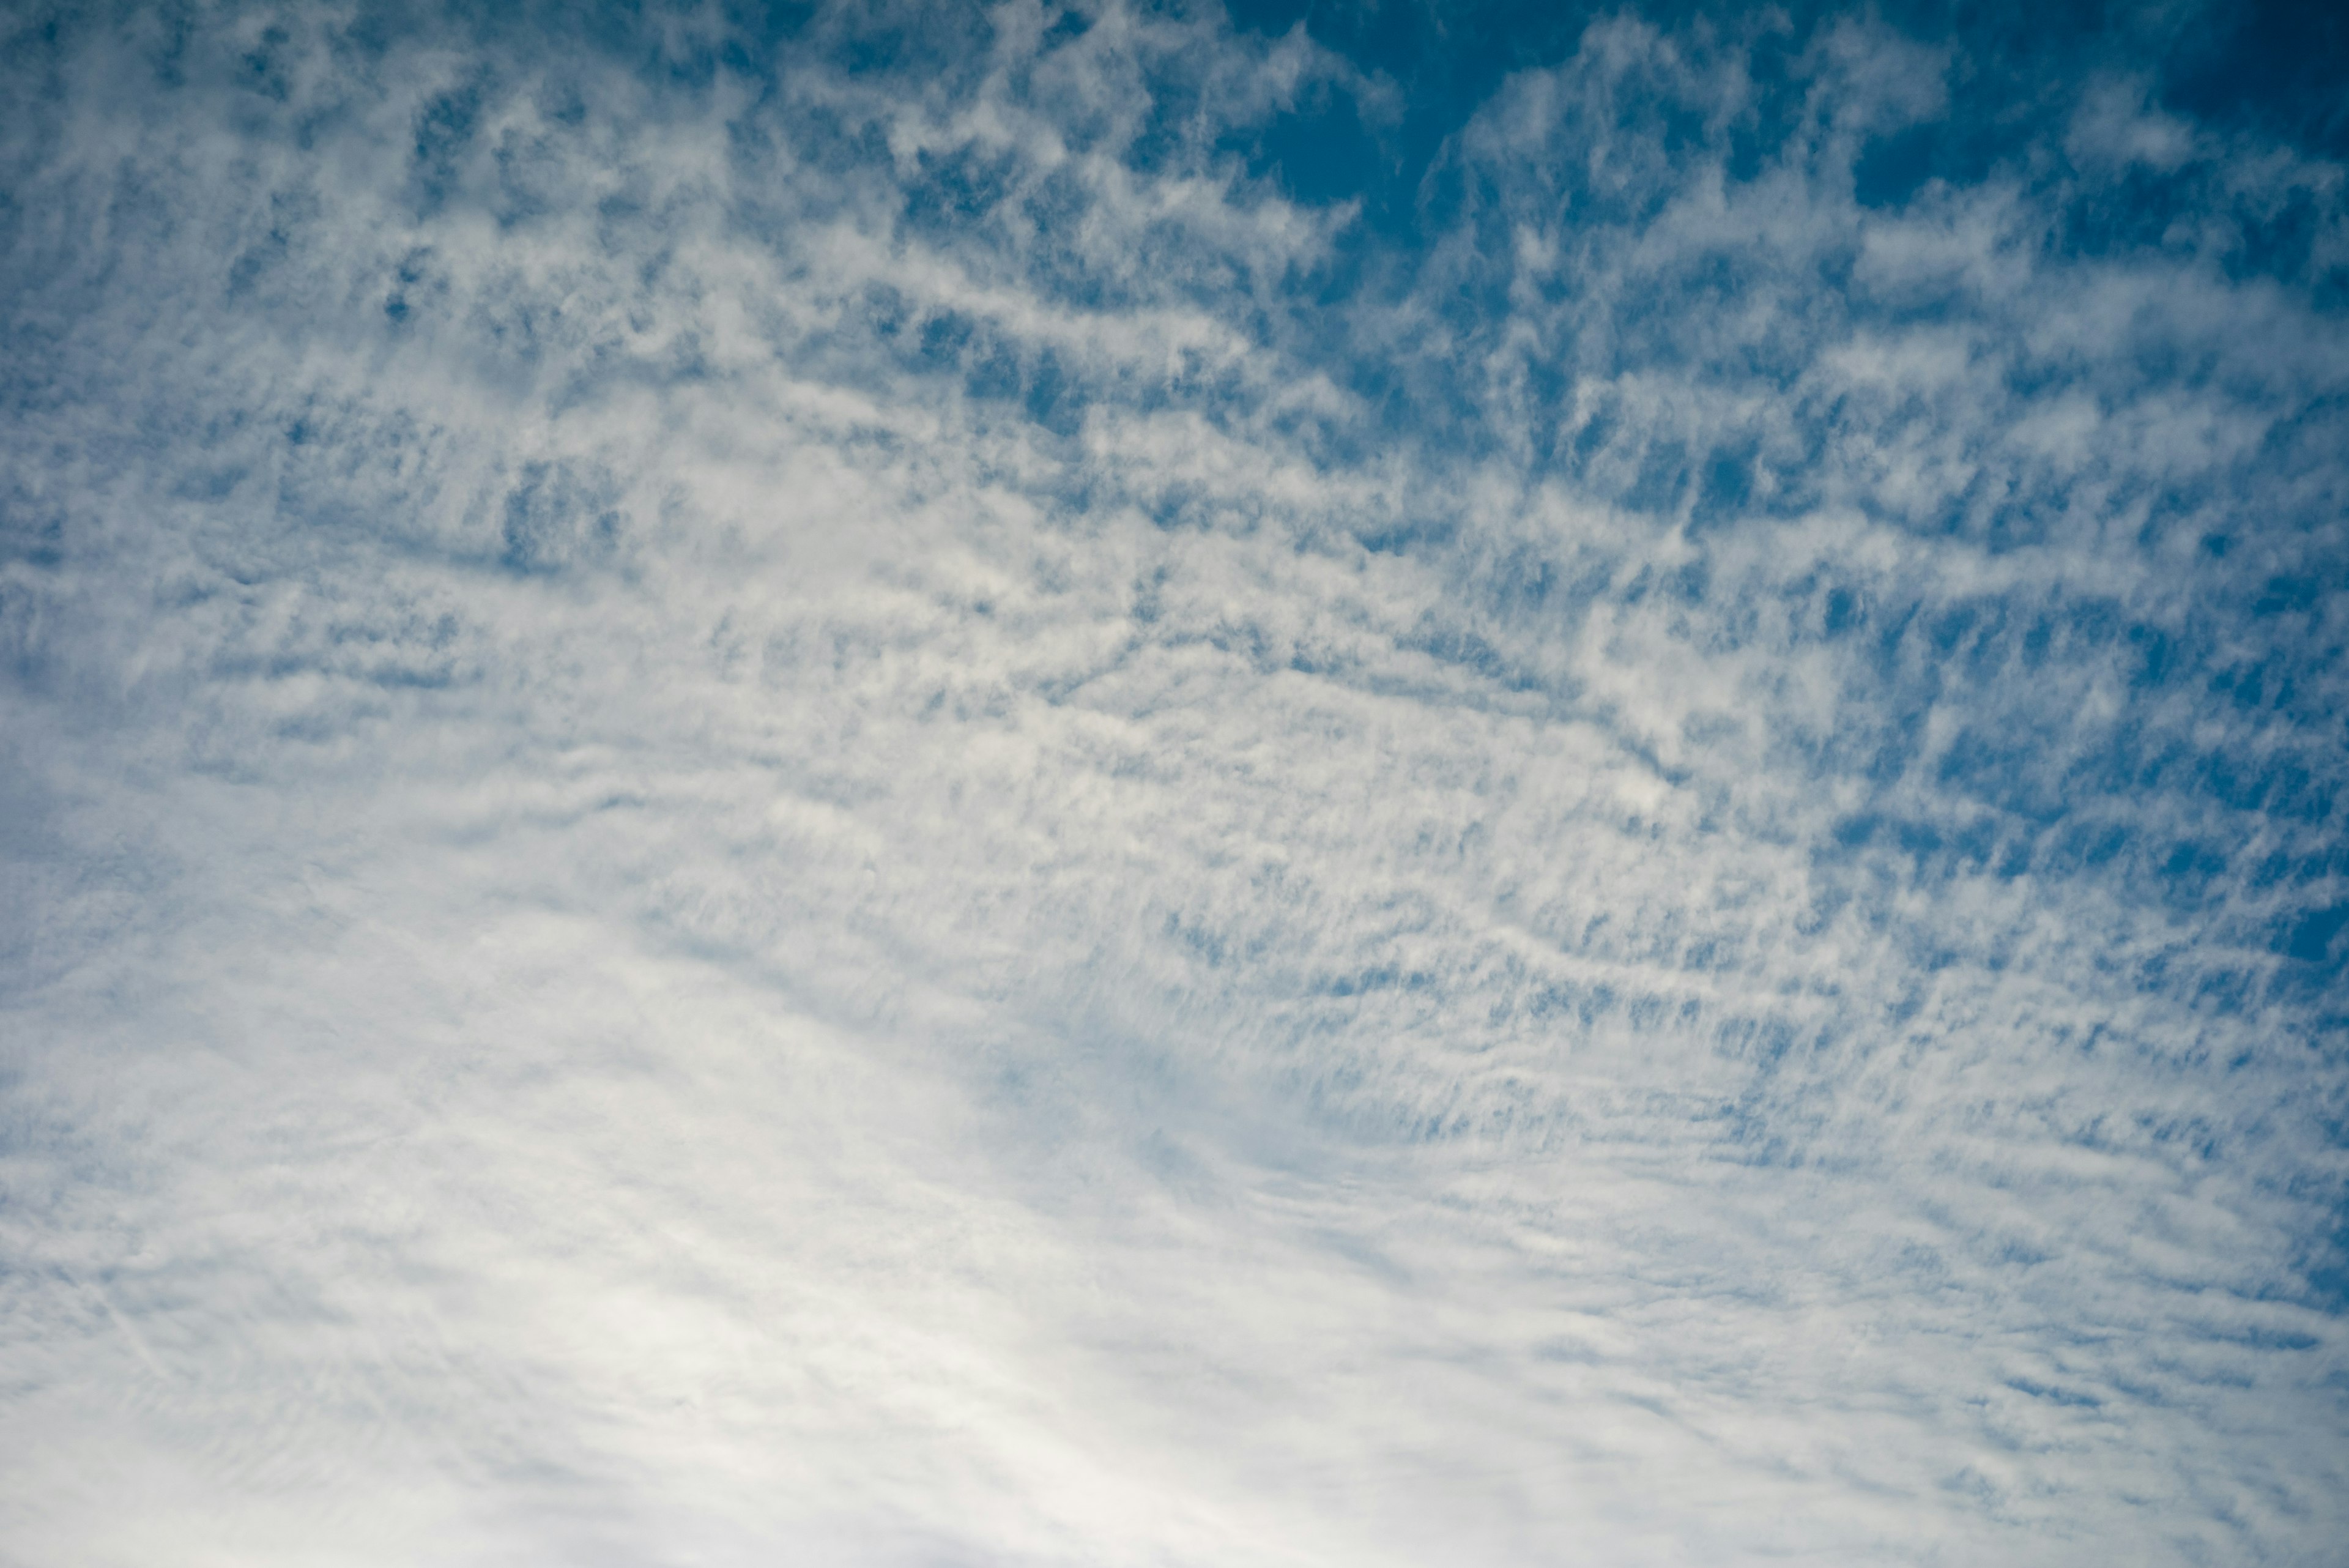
[2,0,2346,1562]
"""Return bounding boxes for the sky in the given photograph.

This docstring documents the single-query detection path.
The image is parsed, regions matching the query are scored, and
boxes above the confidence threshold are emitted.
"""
[1,0,2346,1563]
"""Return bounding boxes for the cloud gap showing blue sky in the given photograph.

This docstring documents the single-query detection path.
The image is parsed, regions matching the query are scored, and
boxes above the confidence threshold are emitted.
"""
[1,0,2345,1563]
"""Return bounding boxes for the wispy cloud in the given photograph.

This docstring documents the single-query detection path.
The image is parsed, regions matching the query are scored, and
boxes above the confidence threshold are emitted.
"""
[2,1,2344,1562]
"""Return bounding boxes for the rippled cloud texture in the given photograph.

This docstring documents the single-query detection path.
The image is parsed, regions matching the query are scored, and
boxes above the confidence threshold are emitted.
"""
[4,0,2347,1562]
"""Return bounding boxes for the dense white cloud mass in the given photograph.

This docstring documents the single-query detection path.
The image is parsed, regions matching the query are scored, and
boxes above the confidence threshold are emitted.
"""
[2,1,2346,1562]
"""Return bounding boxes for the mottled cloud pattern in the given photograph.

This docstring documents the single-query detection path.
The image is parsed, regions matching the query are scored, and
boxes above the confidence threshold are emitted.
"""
[2,1,2345,1563]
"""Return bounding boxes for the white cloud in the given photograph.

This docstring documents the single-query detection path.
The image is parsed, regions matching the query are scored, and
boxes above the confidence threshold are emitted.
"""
[2,2,2345,1564]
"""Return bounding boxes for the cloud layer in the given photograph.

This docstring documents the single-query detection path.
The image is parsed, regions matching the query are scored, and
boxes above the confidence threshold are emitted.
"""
[2,2,2345,1563]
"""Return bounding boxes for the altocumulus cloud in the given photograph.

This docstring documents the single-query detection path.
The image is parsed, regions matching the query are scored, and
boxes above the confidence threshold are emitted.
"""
[2,0,2346,1562]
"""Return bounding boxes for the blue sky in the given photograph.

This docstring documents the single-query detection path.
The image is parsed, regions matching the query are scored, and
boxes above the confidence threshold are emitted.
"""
[2,1,2345,1562]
